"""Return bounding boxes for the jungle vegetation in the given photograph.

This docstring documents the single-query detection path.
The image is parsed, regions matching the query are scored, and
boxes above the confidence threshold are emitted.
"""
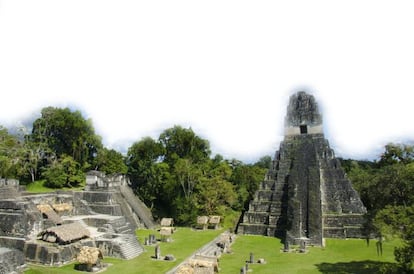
[1,107,413,272]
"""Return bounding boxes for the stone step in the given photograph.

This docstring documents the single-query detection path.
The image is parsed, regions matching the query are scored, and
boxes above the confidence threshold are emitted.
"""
[118,235,144,260]
[115,225,132,234]
[0,186,20,199]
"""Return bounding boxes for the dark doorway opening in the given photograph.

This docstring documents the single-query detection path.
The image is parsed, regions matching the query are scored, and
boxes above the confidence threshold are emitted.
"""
[300,125,308,134]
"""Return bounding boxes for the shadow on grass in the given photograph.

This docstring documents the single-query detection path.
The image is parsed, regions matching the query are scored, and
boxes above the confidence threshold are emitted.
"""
[315,260,397,274]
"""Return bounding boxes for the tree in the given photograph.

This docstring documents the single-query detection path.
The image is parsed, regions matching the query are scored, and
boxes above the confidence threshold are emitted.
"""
[254,155,272,169]
[375,205,414,273]
[159,125,210,165]
[0,126,21,178]
[345,144,414,273]
[19,141,42,182]
[126,137,165,200]
[42,159,67,188]
[94,148,127,174]
[174,158,202,201]
[230,164,267,210]
[43,155,84,188]
[30,107,102,168]
[197,174,236,216]
[378,143,414,167]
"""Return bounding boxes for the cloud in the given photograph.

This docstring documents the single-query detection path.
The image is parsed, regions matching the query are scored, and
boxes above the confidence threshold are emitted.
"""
[1,1,413,162]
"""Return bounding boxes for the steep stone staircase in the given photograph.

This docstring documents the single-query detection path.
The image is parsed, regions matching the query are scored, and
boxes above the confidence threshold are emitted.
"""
[117,234,144,260]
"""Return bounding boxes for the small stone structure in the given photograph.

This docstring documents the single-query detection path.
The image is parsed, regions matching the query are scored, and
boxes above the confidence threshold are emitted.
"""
[40,222,90,244]
[195,216,221,230]
[237,91,367,246]
[196,216,209,230]
[161,217,174,228]
[208,216,221,230]
[155,244,161,259]
[160,227,173,242]
[160,217,175,242]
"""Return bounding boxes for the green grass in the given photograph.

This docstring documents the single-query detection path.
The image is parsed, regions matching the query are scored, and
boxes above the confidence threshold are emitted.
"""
[24,228,402,274]
[24,180,84,193]
[219,236,399,274]
[25,227,223,274]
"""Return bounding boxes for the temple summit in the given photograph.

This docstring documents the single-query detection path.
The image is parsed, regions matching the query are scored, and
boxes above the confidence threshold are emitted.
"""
[237,91,367,246]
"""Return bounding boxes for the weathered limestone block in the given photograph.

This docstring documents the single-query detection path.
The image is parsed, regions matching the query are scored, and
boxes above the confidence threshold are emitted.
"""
[0,247,25,274]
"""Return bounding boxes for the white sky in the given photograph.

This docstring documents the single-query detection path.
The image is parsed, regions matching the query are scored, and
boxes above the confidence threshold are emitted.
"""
[1,1,413,162]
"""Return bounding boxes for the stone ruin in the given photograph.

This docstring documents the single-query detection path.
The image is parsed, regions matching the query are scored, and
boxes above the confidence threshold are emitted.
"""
[160,218,175,242]
[195,215,221,231]
[171,232,234,274]
[237,91,367,246]
[0,172,156,271]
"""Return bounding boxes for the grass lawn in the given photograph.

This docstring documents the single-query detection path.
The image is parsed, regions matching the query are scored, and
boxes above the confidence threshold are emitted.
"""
[219,235,399,274]
[23,228,401,274]
[24,180,84,193]
[25,227,223,274]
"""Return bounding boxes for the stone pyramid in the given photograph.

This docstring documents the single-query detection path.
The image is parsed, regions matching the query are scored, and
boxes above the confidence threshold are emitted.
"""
[237,91,366,246]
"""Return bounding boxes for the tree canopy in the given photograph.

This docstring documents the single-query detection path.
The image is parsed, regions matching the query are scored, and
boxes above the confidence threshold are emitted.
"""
[30,107,103,168]
[126,125,267,224]
[344,143,414,273]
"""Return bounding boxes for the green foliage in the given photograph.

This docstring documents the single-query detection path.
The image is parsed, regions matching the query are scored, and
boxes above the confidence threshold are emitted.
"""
[42,160,66,188]
[126,137,166,208]
[43,155,84,188]
[94,148,127,174]
[197,175,237,216]
[0,126,21,178]
[18,139,43,182]
[375,205,414,273]
[254,155,272,169]
[159,125,210,165]
[125,126,267,226]
[127,127,214,224]
[230,164,267,210]
[345,143,414,273]
[30,107,102,168]
[378,143,414,167]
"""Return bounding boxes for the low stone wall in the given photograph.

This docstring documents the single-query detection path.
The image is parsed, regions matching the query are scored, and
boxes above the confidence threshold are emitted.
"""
[0,178,19,187]
[0,236,25,251]
[237,223,276,236]
[323,214,365,238]
[88,204,122,215]
[81,191,114,204]
[0,199,42,238]
[24,241,83,266]
[324,226,363,238]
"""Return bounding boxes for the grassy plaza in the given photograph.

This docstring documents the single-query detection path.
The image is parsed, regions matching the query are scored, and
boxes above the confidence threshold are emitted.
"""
[25,227,399,274]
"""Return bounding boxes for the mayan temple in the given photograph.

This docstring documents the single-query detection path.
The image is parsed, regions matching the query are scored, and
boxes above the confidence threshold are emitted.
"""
[237,91,367,246]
